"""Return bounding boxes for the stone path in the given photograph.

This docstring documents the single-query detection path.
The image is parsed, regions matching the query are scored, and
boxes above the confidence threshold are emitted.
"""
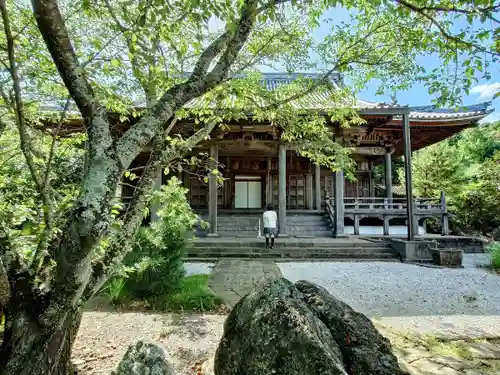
[376,315,500,341]
[375,322,500,375]
[208,259,281,307]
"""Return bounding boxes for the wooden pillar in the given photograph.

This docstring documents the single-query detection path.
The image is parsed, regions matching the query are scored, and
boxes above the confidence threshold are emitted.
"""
[150,169,162,222]
[384,150,393,199]
[402,112,416,241]
[278,144,287,235]
[314,164,321,210]
[208,143,218,236]
[306,174,313,209]
[441,191,449,235]
[266,157,272,205]
[334,170,345,237]
[383,199,390,236]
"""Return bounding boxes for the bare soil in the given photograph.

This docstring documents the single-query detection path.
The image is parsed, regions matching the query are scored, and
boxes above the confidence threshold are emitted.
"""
[72,311,226,375]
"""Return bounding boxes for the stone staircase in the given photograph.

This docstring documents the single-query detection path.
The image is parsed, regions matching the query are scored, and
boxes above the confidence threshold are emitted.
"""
[186,237,398,262]
[195,212,333,238]
[189,211,398,261]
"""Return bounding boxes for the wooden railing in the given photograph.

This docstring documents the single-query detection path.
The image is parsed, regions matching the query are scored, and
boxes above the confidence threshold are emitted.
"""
[342,197,443,214]
[325,191,450,236]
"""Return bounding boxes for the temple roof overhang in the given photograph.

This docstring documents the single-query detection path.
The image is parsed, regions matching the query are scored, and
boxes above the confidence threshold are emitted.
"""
[36,73,494,156]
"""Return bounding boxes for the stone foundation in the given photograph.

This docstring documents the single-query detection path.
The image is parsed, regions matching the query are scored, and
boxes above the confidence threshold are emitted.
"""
[432,248,464,268]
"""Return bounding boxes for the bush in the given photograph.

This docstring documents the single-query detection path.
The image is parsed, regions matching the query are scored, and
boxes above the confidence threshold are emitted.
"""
[487,242,500,269]
[151,274,223,312]
[102,178,211,310]
[121,225,187,299]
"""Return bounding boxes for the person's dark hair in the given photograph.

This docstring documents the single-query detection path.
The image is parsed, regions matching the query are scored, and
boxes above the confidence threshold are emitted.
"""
[266,203,273,211]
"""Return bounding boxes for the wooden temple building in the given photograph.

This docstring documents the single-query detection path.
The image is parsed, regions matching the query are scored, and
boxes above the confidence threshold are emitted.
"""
[46,72,493,241]
[140,73,492,240]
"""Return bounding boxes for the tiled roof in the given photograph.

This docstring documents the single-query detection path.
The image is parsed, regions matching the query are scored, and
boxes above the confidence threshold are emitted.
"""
[407,102,493,121]
[38,72,493,122]
[185,73,492,120]
[184,72,404,111]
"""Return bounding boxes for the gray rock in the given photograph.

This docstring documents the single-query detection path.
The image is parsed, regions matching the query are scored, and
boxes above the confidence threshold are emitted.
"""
[111,341,175,375]
[296,280,408,375]
[215,277,408,375]
[215,277,348,375]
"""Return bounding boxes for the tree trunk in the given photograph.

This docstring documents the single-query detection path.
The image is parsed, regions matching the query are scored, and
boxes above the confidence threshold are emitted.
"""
[0,304,83,375]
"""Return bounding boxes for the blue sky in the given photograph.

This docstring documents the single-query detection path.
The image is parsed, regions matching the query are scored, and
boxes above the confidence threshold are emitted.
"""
[211,5,499,122]
[310,7,499,123]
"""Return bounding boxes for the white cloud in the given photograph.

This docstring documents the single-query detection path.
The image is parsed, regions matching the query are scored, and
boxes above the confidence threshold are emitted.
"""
[471,82,500,101]
[479,111,500,124]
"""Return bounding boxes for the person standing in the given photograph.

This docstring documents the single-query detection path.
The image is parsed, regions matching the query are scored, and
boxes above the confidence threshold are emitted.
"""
[262,203,278,249]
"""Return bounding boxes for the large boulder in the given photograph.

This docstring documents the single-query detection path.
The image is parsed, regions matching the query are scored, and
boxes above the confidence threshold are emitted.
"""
[215,278,347,375]
[215,278,408,375]
[296,280,408,375]
[111,341,175,375]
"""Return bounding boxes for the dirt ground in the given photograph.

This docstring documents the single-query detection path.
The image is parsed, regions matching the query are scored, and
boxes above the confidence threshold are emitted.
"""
[74,310,500,375]
[73,311,226,375]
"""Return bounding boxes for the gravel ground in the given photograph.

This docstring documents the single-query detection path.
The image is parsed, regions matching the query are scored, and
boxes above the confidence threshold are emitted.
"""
[278,254,500,317]
[75,255,500,374]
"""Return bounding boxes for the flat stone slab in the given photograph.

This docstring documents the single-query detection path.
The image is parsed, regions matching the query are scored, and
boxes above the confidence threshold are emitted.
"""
[375,315,500,340]
[467,341,500,359]
[208,259,282,308]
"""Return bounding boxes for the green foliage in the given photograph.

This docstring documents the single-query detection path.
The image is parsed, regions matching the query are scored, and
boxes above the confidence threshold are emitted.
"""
[151,274,223,313]
[101,277,127,305]
[399,142,465,198]
[404,122,500,236]
[0,123,83,260]
[101,178,203,308]
[122,178,197,298]
[452,151,500,235]
[486,243,500,269]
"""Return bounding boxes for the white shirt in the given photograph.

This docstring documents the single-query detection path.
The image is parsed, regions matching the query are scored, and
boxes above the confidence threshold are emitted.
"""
[263,210,278,228]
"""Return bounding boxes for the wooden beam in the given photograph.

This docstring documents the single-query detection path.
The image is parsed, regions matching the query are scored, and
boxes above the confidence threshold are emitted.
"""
[402,113,415,241]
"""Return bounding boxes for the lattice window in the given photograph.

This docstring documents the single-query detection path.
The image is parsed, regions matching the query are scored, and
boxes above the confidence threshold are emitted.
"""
[288,175,306,209]
[189,178,208,209]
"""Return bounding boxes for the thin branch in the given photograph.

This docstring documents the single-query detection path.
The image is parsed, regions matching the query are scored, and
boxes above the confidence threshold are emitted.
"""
[395,0,499,57]
[1,0,43,188]
[116,0,259,167]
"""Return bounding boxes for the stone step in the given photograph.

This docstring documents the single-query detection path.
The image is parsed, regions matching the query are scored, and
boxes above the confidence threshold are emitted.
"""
[186,249,397,260]
[216,215,330,222]
[213,231,334,238]
[185,257,400,263]
[191,240,391,249]
[188,246,394,255]
[214,225,332,231]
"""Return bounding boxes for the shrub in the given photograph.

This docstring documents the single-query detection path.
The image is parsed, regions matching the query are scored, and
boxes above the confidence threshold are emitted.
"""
[487,242,500,269]
[121,225,187,299]
[102,177,203,307]
[151,274,224,312]
[102,277,127,304]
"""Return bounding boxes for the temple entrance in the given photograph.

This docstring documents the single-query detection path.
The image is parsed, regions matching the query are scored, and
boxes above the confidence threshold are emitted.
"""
[234,175,262,209]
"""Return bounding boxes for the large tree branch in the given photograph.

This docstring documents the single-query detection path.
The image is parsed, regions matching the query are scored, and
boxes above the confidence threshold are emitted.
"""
[115,0,259,168]
[84,118,217,299]
[31,0,114,154]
